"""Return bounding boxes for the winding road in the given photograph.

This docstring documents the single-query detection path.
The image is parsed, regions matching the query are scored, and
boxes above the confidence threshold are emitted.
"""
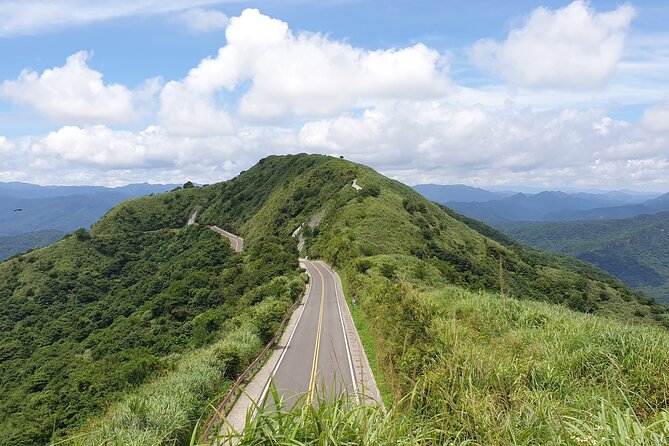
[207,226,380,443]
[210,225,244,253]
[262,260,356,408]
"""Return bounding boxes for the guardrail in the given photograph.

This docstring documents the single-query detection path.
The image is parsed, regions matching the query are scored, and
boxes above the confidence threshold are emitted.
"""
[200,297,302,442]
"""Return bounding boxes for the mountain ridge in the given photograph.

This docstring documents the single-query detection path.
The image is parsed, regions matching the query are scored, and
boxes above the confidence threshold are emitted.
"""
[415,185,669,223]
[1,154,667,445]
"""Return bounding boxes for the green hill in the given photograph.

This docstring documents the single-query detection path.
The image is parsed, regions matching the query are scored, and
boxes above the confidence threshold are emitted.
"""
[0,186,303,445]
[501,213,669,304]
[1,154,668,445]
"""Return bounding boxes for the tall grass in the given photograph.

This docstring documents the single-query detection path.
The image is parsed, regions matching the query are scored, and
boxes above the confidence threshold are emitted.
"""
[206,388,669,446]
[70,325,262,446]
[213,388,445,446]
[566,402,669,446]
[343,261,669,445]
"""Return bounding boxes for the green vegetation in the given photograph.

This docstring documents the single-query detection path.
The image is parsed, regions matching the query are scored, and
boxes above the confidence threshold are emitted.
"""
[501,213,669,304]
[2,154,668,445]
[223,391,669,446]
[0,185,303,445]
[220,389,444,445]
[75,311,291,446]
[215,154,669,444]
[342,274,669,444]
[0,229,65,261]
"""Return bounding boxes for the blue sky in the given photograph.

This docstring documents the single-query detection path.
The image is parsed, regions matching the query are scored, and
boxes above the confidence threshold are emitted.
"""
[0,1,668,190]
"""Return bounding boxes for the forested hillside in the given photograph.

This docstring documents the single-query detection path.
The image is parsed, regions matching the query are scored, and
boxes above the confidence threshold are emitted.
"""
[238,155,664,321]
[2,154,668,445]
[0,186,303,445]
[502,212,669,304]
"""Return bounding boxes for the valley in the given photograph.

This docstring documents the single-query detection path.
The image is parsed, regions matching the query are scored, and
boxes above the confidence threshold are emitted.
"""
[0,183,178,260]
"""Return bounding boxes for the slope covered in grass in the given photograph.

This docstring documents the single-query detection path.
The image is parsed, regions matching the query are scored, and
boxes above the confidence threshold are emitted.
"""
[350,273,669,444]
[269,157,666,324]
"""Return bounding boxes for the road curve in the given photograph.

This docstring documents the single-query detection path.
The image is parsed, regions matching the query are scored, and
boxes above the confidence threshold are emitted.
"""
[210,226,244,253]
[262,259,356,408]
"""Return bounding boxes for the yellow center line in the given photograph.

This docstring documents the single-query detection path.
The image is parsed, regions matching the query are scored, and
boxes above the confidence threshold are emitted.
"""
[307,263,326,404]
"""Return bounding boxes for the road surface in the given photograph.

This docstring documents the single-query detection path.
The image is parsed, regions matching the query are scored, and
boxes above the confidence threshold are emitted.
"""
[262,260,356,408]
[211,257,381,443]
[210,226,244,253]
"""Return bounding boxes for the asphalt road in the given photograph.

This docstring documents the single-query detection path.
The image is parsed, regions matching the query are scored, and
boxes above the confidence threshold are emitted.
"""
[210,226,244,252]
[266,260,356,409]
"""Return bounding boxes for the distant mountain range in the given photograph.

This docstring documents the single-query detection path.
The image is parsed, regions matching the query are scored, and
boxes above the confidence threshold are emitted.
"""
[0,182,178,258]
[0,182,179,201]
[413,184,668,224]
[413,184,505,202]
[502,211,669,304]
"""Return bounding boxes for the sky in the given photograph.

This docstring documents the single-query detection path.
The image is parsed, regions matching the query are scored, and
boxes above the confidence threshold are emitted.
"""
[0,1,668,191]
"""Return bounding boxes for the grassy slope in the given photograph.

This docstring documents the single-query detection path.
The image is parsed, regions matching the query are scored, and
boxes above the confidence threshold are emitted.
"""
[235,282,669,445]
[501,214,669,304]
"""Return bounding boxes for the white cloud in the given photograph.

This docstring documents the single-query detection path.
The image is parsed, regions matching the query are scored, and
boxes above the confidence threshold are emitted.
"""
[1,7,667,191]
[298,101,669,190]
[2,98,668,191]
[158,81,236,136]
[28,125,164,169]
[0,0,226,36]
[178,8,228,32]
[4,123,298,185]
[0,51,136,124]
[0,136,15,155]
[641,101,669,133]
[158,8,450,130]
[20,123,291,172]
[470,1,635,89]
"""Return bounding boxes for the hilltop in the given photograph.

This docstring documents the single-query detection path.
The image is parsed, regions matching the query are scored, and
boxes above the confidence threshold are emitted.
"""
[1,154,668,445]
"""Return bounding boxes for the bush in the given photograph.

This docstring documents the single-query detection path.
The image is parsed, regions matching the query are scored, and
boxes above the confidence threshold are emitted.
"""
[361,183,381,198]
[74,228,91,241]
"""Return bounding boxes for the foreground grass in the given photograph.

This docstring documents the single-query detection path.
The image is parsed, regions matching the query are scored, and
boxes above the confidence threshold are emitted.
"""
[420,285,669,441]
[214,389,444,446]
[343,262,669,445]
[210,391,668,446]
